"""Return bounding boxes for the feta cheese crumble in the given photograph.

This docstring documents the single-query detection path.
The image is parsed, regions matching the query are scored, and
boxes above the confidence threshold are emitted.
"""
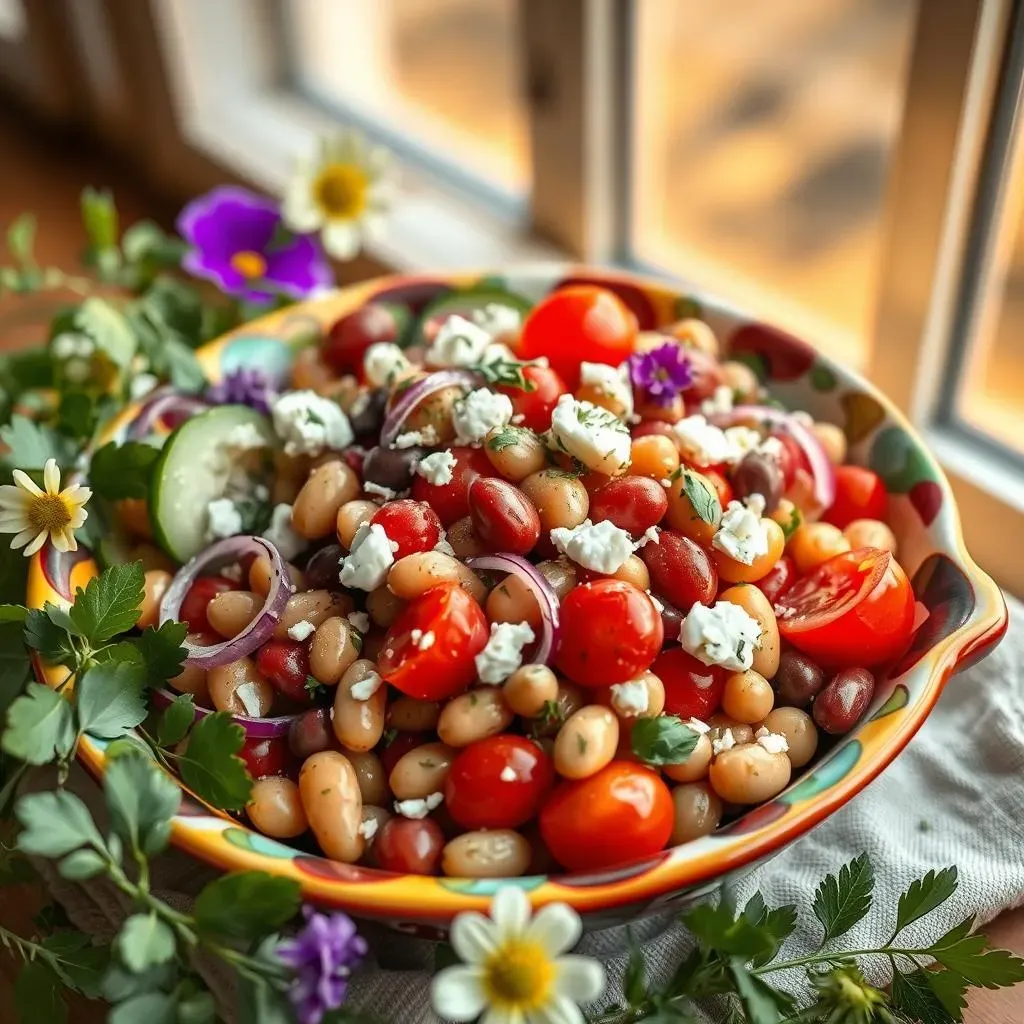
[609,680,650,718]
[499,766,518,782]
[392,425,437,449]
[671,414,737,467]
[452,388,514,446]
[550,519,634,575]
[271,390,353,456]
[580,361,634,418]
[347,611,370,633]
[339,523,395,591]
[129,373,159,401]
[472,302,523,339]
[755,727,790,755]
[637,526,660,548]
[700,384,734,417]
[363,342,410,387]
[712,495,769,565]
[646,590,665,613]
[262,503,306,561]
[364,481,399,502]
[679,601,762,672]
[357,818,379,841]
[415,449,457,486]
[287,620,316,642]
[394,792,444,819]
[687,718,711,735]
[548,394,631,474]
[426,314,493,368]
[712,728,737,755]
[350,671,383,701]
[226,422,271,452]
[205,497,242,541]
[434,537,457,556]
[475,621,536,684]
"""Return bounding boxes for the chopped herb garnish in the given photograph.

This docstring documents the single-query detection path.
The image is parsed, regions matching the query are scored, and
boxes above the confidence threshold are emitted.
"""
[631,715,700,766]
[470,356,539,392]
[382,728,398,747]
[487,425,529,452]
[576,734,588,755]
[682,469,721,525]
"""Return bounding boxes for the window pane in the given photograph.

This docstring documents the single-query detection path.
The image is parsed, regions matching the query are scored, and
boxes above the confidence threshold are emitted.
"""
[630,0,917,363]
[0,0,25,40]
[287,0,529,197]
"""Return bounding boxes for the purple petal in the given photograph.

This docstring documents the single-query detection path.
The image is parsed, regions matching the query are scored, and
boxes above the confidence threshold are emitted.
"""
[181,249,247,296]
[263,235,333,298]
[177,185,281,258]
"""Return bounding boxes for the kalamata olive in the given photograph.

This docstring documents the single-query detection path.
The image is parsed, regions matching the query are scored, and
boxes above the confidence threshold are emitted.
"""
[589,477,668,536]
[288,707,335,760]
[323,302,402,374]
[813,668,875,735]
[374,816,445,874]
[773,650,825,708]
[639,530,717,612]
[363,445,426,492]
[349,387,388,437]
[657,597,685,645]
[469,477,541,555]
[304,544,345,591]
[731,451,783,513]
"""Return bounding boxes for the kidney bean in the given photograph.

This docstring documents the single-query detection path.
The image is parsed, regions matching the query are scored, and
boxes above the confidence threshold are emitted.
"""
[298,751,364,863]
[240,735,291,779]
[346,749,390,805]
[813,668,875,735]
[375,817,445,874]
[639,530,717,612]
[469,477,541,555]
[257,639,312,703]
[387,697,442,732]
[304,544,345,590]
[288,708,335,759]
[446,516,486,558]
[773,650,825,708]
[367,585,406,628]
[309,616,361,685]
[363,445,426,492]
[656,596,685,645]
[731,452,784,513]
[589,477,668,536]
[379,731,430,775]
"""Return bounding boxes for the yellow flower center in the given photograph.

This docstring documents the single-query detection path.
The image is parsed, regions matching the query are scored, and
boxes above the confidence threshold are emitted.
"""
[230,250,268,279]
[480,939,554,1013]
[312,163,369,220]
[27,493,74,533]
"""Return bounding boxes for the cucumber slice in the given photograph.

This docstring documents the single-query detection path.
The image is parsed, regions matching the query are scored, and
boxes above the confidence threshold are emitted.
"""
[150,405,274,563]
[408,287,533,349]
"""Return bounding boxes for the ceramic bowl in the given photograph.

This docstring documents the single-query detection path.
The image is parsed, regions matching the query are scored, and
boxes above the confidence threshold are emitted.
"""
[27,266,1007,937]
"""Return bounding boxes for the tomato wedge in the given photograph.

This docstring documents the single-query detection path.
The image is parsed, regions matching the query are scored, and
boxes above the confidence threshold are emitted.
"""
[776,547,915,667]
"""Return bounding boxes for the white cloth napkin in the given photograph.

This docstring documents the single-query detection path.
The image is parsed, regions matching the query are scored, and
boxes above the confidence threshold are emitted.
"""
[34,596,1024,1023]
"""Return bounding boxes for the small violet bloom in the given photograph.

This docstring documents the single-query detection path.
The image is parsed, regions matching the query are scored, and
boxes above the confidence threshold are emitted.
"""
[628,342,694,406]
[206,367,276,415]
[277,907,368,1024]
[177,185,333,304]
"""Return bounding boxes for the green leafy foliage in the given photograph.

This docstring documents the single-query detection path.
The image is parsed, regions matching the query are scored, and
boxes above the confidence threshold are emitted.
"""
[176,711,252,811]
[16,789,104,857]
[134,620,188,682]
[108,990,177,1024]
[891,968,959,1024]
[75,660,147,739]
[23,606,78,665]
[104,751,181,857]
[631,715,700,767]
[116,913,177,974]
[14,959,67,1024]
[68,561,144,643]
[893,867,960,938]
[6,212,37,269]
[924,917,1024,988]
[193,871,301,940]
[80,187,119,252]
[88,440,161,500]
[681,469,721,525]
[472,356,538,391]
[742,893,797,969]
[156,693,195,748]
[2,683,76,764]
[0,414,75,470]
[812,852,875,944]
[75,297,136,370]
[487,425,531,452]
[57,391,98,440]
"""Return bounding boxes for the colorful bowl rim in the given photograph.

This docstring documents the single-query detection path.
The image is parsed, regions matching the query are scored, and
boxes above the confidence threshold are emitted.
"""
[26,264,1008,924]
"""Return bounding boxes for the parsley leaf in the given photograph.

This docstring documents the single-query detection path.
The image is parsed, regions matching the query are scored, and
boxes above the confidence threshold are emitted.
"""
[88,441,161,500]
[0,414,74,471]
[23,606,79,666]
[0,604,27,623]
[115,913,177,973]
[75,661,147,740]
[156,693,195,748]
[177,711,252,811]
[631,715,700,766]
[892,866,959,938]
[812,852,875,944]
[2,683,76,765]
[682,469,721,525]
[471,356,538,391]
[14,960,67,1024]
[193,871,301,940]
[69,562,145,643]
[925,917,1024,987]
[683,901,777,962]
[891,968,960,1024]
[16,789,105,857]
[104,745,181,859]
[742,892,797,968]
[134,621,188,683]
[75,297,136,370]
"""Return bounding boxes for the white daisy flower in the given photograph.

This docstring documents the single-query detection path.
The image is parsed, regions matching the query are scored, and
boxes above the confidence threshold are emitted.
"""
[282,129,393,261]
[0,458,91,556]
[431,886,605,1024]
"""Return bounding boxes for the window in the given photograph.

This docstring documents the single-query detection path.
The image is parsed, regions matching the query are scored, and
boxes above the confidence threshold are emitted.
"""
[0,0,25,41]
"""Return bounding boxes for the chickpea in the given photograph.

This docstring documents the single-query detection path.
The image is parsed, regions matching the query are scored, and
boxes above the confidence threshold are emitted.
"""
[770,498,802,536]
[206,590,262,639]
[759,707,818,769]
[446,517,486,558]
[298,751,364,863]
[367,585,406,628]
[665,469,721,546]
[272,450,312,506]
[442,830,531,878]
[714,519,786,584]
[519,470,589,533]
[843,518,897,554]
[709,744,792,804]
[389,742,456,801]
[663,734,713,783]
[116,498,153,540]
[665,318,719,357]
[388,551,486,604]
[612,554,650,591]
[634,394,683,424]
[437,689,513,747]
[811,421,847,465]
[336,499,379,550]
[628,434,680,482]
[387,697,442,733]
[670,782,723,843]
[247,777,307,839]
[720,360,760,402]
[486,572,543,630]
[291,345,334,390]
[332,660,386,752]
[169,662,209,704]
[402,383,461,439]
[576,382,630,420]
[603,671,665,721]
[537,558,577,600]
[483,425,547,481]
[707,715,754,747]
[207,658,274,717]
[138,570,172,630]
[292,460,360,539]
[553,706,619,779]
[718,584,780,679]
[788,523,851,575]
[248,554,303,597]
[504,664,559,718]
[721,670,774,725]
[309,616,361,685]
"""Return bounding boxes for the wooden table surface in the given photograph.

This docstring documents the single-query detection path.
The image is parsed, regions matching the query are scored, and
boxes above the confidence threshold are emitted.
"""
[0,107,1021,1022]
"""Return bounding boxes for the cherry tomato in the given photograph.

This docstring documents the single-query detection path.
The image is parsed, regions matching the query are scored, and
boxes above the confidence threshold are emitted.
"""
[539,762,673,871]
[257,639,313,704]
[589,477,668,536]
[179,576,240,633]
[754,555,797,605]
[468,477,541,555]
[639,531,717,612]
[556,580,663,687]
[653,647,726,720]
[322,302,403,375]
[288,708,335,760]
[518,286,637,388]
[445,735,554,830]
[375,817,445,875]
[630,420,677,442]
[497,365,568,433]
[777,547,916,667]
[822,466,888,529]
[240,736,291,779]
[379,583,489,700]
[370,499,442,559]
[410,446,493,526]
[702,468,733,508]
[680,349,725,401]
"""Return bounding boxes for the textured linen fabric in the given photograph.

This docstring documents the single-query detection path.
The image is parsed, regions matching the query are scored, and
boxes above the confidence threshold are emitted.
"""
[33,596,1024,1023]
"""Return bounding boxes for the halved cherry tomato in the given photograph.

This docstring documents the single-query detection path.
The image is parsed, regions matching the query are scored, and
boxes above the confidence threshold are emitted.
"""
[539,762,673,871]
[497,364,568,433]
[370,499,442,559]
[445,735,554,830]
[322,302,403,375]
[257,639,313,704]
[754,555,797,605]
[379,583,489,700]
[179,576,240,633]
[410,446,493,526]
[518,286,637,388]
[777,547,915,667]
[653,647,726,720]
[556,580,664,687]
[822,466,888,529]
[703,467,733,508]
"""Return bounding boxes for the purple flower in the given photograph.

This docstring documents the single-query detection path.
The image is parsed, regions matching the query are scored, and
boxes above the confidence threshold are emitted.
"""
[628,342,694,406]
[277,907,368,1024]
[206,367,276,415]
[177,186,333,304]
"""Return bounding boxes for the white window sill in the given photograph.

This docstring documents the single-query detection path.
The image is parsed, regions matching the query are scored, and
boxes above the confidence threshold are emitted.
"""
[926,424,1024,513]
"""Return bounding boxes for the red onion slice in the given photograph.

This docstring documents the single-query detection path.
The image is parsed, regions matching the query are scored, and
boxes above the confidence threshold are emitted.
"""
[127,391,210,439]
[711,404,836,509]
[159,535,289,669]
[150,686,297,738]
[466,554,559,666]
[380,370,478,447]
